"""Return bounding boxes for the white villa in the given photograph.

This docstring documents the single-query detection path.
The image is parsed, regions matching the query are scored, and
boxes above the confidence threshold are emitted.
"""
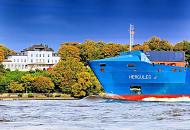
[1,44,60,71]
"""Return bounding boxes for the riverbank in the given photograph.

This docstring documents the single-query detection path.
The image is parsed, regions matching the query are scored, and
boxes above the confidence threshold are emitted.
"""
[0,93,77,100]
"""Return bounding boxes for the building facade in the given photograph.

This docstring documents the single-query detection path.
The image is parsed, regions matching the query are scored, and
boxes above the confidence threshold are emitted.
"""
[1,44,60,71]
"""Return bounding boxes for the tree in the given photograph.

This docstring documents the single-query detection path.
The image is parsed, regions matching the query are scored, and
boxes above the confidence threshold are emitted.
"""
[133,44,150,51]
[58,45,80,61]
[101,43,121,57]
[78,40,103,63]
[173,41,190,51]
[8,81,24,93]
[21,74,35,93]
[174,41,190,65]
[71,71,102,98]
[50,57,85,93]
[0,44,15,62]
[143,36,173,51]
[32,76,54,93]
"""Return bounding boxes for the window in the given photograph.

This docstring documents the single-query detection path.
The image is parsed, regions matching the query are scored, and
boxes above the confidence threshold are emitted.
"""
[31,54,33,57]
[128,64,135,67]
[48,59,50,63]
[43,54,45,57]
[24,59,26,62]
[21,59,23,62]
[100,63,106,67]
[14,59,16,62]
[17,59,19,62]
[36,54,38,57]
[31,59,33,63]
[40,54,41,57]
[48,54,50,57]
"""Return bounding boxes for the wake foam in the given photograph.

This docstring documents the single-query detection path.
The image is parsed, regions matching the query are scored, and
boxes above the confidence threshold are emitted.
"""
[142,96,190,102]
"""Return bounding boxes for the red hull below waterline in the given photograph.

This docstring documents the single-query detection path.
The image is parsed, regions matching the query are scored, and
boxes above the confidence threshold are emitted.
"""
[104,94,190,101]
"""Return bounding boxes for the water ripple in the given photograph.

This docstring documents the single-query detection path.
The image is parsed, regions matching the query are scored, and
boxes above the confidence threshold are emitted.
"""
[1,99,190,130]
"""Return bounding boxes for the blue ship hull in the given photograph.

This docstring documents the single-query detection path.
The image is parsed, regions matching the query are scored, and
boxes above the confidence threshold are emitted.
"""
[89,51,190,101]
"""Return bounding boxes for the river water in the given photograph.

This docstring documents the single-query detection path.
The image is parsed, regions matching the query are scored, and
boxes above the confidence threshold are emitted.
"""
[0,97,190,130]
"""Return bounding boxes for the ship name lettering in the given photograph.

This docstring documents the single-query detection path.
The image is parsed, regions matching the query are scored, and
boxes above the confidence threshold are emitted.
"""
[129,74,152,80]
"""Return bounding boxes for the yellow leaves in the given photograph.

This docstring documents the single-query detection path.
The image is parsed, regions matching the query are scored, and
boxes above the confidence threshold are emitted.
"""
[143,36,173,51]
[101,44,121,57]
[173,41,190,51]
[133,44,150,51]
[9,81,24,93]
[58,45,80,61]
[21,74,35,82]
[0,44,16,62]
[33,76,54,93]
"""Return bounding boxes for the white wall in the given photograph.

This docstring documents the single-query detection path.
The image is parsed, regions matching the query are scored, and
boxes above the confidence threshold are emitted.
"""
[1,51,60,71]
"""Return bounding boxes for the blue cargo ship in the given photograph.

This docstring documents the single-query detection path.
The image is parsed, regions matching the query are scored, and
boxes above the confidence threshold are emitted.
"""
[89,50,190,101]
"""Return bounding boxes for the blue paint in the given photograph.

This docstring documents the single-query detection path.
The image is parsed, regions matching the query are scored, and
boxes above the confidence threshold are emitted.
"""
[89,51,190,95]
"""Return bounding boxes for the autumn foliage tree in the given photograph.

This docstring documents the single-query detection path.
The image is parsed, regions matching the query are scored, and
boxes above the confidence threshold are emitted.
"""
[101,43,121,57]
[32,76,54,93]
[8,81,24,93]
[0,44,15,62]
[50,58,85,93]
[133,44,150,51]
[174,41,190,65]
[71,71,102,97]
[143,36,173,51]
[58,45,80,61]
[78,40,103,63]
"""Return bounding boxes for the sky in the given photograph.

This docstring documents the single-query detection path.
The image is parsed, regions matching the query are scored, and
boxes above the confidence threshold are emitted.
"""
[0,0,190,52]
